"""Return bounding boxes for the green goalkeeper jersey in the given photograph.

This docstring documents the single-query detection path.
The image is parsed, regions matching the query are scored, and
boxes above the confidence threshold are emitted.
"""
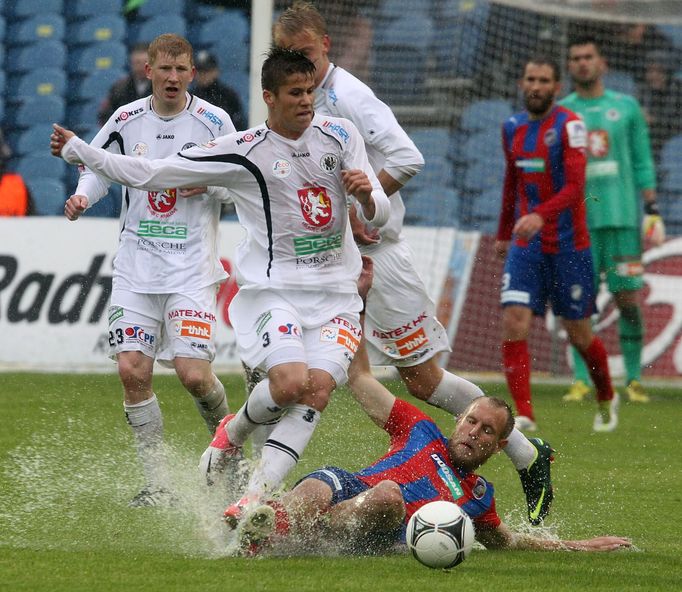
[560,89,656,229]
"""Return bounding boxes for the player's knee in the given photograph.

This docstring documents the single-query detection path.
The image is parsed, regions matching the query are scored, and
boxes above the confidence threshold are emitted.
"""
[118,354,152,391]
[298,389,331,412]
[269,368,309,404]
[177,366,213,397]
[373,481,405,521]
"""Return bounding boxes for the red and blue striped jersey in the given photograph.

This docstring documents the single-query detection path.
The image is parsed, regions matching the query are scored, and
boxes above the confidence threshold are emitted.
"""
[356,399,501,528]
[497,105,590,254]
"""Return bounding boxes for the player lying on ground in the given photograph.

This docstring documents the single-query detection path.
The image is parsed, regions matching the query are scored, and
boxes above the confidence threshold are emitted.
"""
[238,368,631,555]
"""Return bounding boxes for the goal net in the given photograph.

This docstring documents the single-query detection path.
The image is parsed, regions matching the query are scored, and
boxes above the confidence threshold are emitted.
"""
[313,0,682,380]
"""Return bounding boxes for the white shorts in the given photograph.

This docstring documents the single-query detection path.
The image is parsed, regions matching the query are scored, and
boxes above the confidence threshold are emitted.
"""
[363,240,451,367]
[108,286,219,367]
[229,289,361,387]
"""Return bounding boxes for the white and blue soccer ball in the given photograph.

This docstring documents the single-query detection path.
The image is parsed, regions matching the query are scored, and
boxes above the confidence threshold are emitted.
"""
[406,500,475,569]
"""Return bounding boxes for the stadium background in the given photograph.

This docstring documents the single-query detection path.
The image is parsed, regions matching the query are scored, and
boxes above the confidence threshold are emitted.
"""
[1,0,682,380]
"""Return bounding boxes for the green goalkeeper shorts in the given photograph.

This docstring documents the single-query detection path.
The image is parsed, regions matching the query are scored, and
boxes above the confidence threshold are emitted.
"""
[590,227,644,293]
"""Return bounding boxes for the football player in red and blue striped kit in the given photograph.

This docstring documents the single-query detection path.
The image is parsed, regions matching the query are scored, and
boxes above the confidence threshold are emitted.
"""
[236,368,630,555]
[495,56,619,433]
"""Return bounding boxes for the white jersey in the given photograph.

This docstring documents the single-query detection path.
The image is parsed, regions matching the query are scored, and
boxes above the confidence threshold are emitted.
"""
[64,114,390,301]
[314,64,424,248]
[76,94,235,293]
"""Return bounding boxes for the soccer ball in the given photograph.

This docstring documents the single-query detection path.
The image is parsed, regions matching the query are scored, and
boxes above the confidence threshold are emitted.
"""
[406,501,475,569]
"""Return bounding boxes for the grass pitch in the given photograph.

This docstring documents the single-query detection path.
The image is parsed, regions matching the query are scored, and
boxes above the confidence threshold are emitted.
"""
[1,372,680,591]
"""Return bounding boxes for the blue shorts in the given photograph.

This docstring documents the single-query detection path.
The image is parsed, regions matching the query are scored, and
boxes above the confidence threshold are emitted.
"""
[298,466,369,506]
[501,244,597,319]
[298,466,405,551]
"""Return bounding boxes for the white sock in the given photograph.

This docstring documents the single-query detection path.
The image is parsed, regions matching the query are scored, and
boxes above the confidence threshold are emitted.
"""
[250,423,277,460]
[246,404,320,498]
[192,375,229,433]
[426,371,484,415]
[426,371,535,470]
[505,428,537,470]
[228,378,283,446]
[124,394,168,488]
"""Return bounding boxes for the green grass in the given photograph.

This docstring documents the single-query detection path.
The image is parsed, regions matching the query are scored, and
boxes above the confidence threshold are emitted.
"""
[1,373,680,591]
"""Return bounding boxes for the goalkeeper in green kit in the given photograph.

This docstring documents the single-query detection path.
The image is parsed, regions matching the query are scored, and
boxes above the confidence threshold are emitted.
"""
[560,36,665,404]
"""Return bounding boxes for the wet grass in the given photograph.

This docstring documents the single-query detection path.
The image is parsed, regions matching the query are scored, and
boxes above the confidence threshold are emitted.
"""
[1,373,679,591]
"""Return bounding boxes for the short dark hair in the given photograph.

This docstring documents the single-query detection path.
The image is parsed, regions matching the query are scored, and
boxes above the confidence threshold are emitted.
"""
[525,55,562,82]
[568,35,602,54]
[261,46,316,93]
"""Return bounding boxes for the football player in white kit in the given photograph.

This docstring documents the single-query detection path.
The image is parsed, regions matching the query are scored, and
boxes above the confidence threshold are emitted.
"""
[272,2,555,525]
[52,47,390,527]
[61,34,236,507]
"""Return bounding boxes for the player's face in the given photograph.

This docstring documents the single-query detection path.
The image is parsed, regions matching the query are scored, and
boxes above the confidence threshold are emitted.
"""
[147,52,195,115]
[567,43,605,88]
[520,63,560,119]
[448,399,508,472]
[264,72,316,140]
[275,29,330,87]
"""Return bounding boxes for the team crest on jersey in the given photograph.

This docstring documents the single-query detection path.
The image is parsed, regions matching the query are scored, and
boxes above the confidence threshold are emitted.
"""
[472,477,487,500]
[298,186,332,228]
[320,153,339,173]
[147,188,177,217]
[606,108,620,121]
[543,129,558,147]
[182,142,197,151]
[272,159,292,178]
[588,130,610,158]
[132,142,148,156]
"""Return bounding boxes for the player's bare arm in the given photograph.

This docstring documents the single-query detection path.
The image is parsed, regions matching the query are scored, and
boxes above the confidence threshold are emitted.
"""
[377,169,403,197]
[357,255,374,302]
[476,522,631,552]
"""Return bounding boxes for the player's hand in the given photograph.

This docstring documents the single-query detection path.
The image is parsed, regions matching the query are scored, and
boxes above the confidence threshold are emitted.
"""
[64,194,89,221]
[494,239,510,260]
[513,212,544,240]
[342,169,372,204]
[357,255,374,303]
[179,187,208,198]
[349,205,380,245]
[642,202,665,246]
[50,124,76,157]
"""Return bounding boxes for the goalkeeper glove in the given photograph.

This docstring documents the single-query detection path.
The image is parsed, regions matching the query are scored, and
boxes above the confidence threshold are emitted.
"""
[642,201,666,246]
